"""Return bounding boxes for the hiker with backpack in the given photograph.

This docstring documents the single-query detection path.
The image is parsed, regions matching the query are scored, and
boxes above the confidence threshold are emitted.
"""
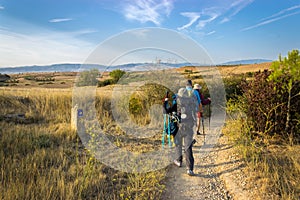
[163,93,179,147]
[173,80,198,176]
[193,83,211,135]
[163,93,177,114]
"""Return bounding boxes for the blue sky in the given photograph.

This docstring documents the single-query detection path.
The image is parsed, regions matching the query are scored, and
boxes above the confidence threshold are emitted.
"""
[0,0,300,67]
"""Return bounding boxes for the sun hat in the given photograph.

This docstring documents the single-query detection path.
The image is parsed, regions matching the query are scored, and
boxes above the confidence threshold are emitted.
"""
[193,83,202,90]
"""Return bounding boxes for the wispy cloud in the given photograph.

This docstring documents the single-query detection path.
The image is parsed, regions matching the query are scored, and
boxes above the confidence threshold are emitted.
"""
[69,29,98,36]
[123,0,174,25]
[220,17,230,24]
[178,12,200,30]
[0,28,95,67]
[178,8,220,31]
[178,0,254,31]
[0,5,4,10]
[242,5,300,31]
[260,4,300,21]
[220,0,254,24]
[49,18,73,23]
[196,9,219,29]
[206,30,216,36]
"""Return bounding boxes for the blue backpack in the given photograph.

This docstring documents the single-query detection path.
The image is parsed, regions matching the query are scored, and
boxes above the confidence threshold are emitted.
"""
[166,114,180,136]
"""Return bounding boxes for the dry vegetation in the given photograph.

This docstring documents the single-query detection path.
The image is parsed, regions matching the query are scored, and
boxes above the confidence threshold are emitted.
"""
[223,118,300,199]
[1,61,299,199]
[0,88,166,200]
[175,62,272,76]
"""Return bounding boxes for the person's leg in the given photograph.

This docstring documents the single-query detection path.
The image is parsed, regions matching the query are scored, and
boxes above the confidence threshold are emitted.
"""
[196,112,201,135]
[174,134,183,166]
[184,132,194,171]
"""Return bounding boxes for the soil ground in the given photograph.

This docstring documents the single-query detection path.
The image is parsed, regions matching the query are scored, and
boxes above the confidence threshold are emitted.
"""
[161,115,263,200]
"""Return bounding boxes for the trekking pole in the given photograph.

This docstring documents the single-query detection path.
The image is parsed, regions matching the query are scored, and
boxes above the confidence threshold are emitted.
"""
[162,91,169,149]
[201,113,205,135]
[167,114,172,147]
[162,114,166,148]
[208,102,211,130]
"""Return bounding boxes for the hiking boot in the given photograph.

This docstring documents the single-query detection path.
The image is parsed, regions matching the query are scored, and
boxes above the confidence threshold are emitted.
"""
[187,169,195,176]
[173,160,182,167]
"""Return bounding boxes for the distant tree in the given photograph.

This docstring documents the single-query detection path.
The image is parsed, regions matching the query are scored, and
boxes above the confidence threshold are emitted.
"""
[109,69,126,83]
[0,74,10,82]
[98,79,114,87]
[268,49,300,135]
[76,69,99,86]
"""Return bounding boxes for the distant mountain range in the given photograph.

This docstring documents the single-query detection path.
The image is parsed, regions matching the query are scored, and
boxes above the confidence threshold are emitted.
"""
[0,63,186,74]
[0,59,273,74]
[220,59,273,65]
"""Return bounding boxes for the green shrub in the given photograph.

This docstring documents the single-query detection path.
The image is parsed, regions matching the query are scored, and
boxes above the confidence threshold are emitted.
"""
[98,79,114,87]
[128,83,170,124]
[241,70,300,141]
[129,97,144,116]
[223,75,245,100]
[109,69,126,82]
[246,71,254,77]
[184,69,193,73]
[24,76,35,80]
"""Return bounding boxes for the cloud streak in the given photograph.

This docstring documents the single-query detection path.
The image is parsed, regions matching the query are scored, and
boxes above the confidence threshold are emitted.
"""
[206,30,216,36]
[0,5,4,10]
[242,5,300,31]
[178,8,220,31]
[49,18,73,23]
[197,9,219,29]
[230,0,254,14]
[123,0,174,25]
[220,0,254,24]
[260,4,300,21]
[178,12,200,30]
[0,28,95,67]
[178,0,254,31]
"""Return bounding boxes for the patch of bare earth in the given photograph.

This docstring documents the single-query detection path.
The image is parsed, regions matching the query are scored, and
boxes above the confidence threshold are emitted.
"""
[161,120,270,200]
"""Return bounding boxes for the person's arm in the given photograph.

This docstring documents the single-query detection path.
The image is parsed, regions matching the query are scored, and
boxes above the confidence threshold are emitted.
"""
[163,98,170,114]
[193,90,201,105]
[200,93,211,105]
[199,102,203,113]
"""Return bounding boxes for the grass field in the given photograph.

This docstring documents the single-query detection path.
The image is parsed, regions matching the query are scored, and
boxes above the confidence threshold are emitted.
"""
[1,62,299,199]
[0,88,166,200]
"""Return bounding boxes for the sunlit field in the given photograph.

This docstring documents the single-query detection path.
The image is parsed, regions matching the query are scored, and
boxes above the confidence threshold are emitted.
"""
[0,88,166,200]
[1,60,299,199]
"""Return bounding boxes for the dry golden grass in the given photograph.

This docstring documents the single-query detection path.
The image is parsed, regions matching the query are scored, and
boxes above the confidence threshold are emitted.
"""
[223,118,300,199]
[174,62,272,77]
[217,62,272,76]
[0,88,166,200]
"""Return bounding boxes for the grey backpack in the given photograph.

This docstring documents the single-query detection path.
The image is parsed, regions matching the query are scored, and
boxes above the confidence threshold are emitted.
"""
[177,88,198,123]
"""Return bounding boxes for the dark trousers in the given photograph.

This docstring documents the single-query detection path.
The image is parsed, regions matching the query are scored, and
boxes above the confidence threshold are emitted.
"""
[174,125,195,171]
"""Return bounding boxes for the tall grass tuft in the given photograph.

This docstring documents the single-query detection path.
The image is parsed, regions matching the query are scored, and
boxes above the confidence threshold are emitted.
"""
[223,117,300,199]
[0,88,166,200]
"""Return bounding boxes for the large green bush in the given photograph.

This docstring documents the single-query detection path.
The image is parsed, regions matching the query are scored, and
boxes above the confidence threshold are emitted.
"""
[241,69,300,142]
[109,69,126,82]
[128,83,171,124]
[223,75,245,100]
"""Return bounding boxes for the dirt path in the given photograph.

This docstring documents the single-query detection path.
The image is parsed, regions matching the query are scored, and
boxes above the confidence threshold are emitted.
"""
[161,114,258,200]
